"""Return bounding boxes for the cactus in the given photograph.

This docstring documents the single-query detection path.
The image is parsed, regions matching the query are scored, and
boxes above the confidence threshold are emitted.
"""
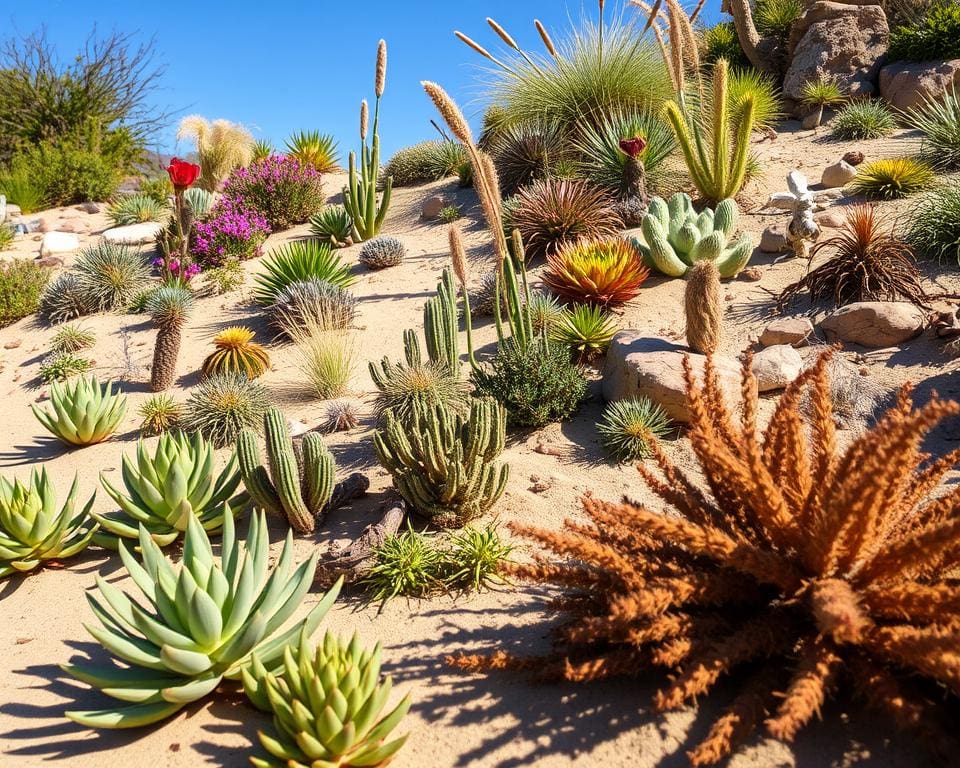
[373,397,509,528]
[685,260,724,354]
[424,268,460,376]
[633,193,753,279]
[358,236,405,270]
[236,407,336,534]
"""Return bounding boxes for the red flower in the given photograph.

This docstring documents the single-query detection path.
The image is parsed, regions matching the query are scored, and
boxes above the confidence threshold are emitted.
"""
[618,136,647,159]
[167,157,201,191]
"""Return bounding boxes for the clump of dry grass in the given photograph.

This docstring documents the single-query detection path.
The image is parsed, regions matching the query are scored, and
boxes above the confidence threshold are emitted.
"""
[177,115,255,191]
[288,319,356,400]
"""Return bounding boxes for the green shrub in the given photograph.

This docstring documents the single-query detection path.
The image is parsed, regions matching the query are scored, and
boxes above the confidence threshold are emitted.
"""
[726,68,783,131]
[888,2,960,62]
[702,23,750,69]
[50,324,95,354]
[0,225,13,251]
[137,175,172,204]
[253,240,354,306]
[439,205,462,223]
[754,0,804,38]
[384,140,468,187]
[106,194,168,226]
[72,242,151,311]
[199,257,245,296]
[905,85,960,170]
[489,119,570,196]
[849,157,934,199]
[832,100,898,139]
[907,180,960,264]
[181,372,271,448]
[0,164,46,213]
[38,351,91,383]
[0,259,50,327]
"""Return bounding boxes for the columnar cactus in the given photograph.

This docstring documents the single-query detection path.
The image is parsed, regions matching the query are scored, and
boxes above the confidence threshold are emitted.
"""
[237,408,335,534]
[373,397,509,528]
[633,193,753,278]
[424,268,460,376]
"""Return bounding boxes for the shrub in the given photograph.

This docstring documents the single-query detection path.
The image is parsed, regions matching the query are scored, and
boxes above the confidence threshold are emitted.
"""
[385,140,469,186]
[201,326,271,380]
[511,178,622,261]
[597,397,673,462]
[37,272,94,325]
[289,325,356,400]
[269,278,357,337]
[849,157,934,199]
[550,303,619,361]
[177,115,254,191]
[72,242,151,312]
[31,375,126,446]
[905,85,960,170]
[38,351,91,383]
[106,194,167,226]
[221,154,325,229]
[726,68,783,132]
[359,235,406,270]
[832,100,897,139]
[16,138,125,205]
[440,205,462,223]
[0,258,49,327]
[702,22,750,68]
[888,1,960,62]
[754,0,804,38]
[254,240,354,306]
[138,175,172,204]
[138,393,182,435]
[543,238,650,307]
[0,164,46,213]
[472,336,588,427]
[251,139,274,161]
[309,204,353,248]
[489,119,569,196]
[800,77,846,109]
[0,224,13,251]
[198,257,245,296]
[181,372,271,448]
[50,324,95,353]
[284,130,340,172]
[191,201,270,267]
[906,180,960,264]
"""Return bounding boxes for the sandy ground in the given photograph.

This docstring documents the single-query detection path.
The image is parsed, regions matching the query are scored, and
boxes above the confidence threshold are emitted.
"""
[0,121,958,768]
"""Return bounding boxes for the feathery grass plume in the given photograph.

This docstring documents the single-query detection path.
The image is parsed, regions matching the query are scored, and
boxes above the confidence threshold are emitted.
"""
[905,85,960,170]
[422,81,474,144]
[360,101,369,142]
[182,372,271,448]
[376,39,387,97]
[832,100,897,140]
[454,32,511,72]
[50,324,95,354]
[535,19,558,57]
[597,397,673,462]
[177,115,255,191]
[906,179,960,265]
[451,351,960,765]
[73,243,151,313]
[201,326,271,380]
[289,322,356,400]
[685,260,723,354]
[138,393,182,436]
[449,226,470,288]
[849,157,934,200]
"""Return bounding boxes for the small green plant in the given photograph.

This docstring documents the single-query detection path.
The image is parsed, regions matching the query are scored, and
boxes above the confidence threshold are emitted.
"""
[137,175,173,205]
[888,1,960,62]
[800,77,846,128]
[905,85,960,170]
[754,0,804,38]
[0,224,14,251]
[439,204,462,223]
[251,138,274,161]
[106,194,168,226]
[199,257,245,296]
[527,293,565,335]
[38,351,92,383]
[284,130,340,173]
[73,242,151,312]
[597,397,674,462]
[138,393,182,435]
[359,236,406,270]
[832,100,897,140]
[551,304,619,361]
[50,324,96,354]
[254,240,354,305]
[907,180,960,264]
[702,22,750,68]
[849,157,934,200]
[145,285,194,392]
[183,187,215,218]
[0,165,46,213]
[269,279,358,337]
[726,68,783,132]
[309,205,354,248]
[289,322,356,400]
[0,258,50,327]
[364,524,446,600]
[38,272,94,325]
[445,523,514,592]
[32,375,127,446]
[181,372,271,448]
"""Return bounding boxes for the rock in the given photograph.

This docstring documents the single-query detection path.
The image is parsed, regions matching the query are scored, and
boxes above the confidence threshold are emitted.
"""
[3,203,19,222]
[739,266,763,282]
[78,201,103,214]
[752,345,804,392]
[59,217,91,234]
[420,195,446,220]
[39,231,80,257]
[102,222,163,245]
[821,160,858,188]
[801,110,822,130]
[815,210,846,228]
[760,318,815,347]
[819,301,926,347]
[35,256,65,268]
[879,58,960,111]
[36,218,53,234]
[843,151,865,166]
[759,223,790,253]
[287,419,310,437]
[3,339,21,349]
[602,333,752,423]
[784,1,889,101]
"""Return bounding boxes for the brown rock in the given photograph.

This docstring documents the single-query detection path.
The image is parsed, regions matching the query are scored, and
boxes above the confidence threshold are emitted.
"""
[760,223,790,253]
[739,267,763,282]
[819,301,926,347]
[421,195,446,220]
[821,160,858,188]
[843,151,865,166]
[59,217,91,234]
[3,339,22,349]
[760,317,815,347]
[816,210,846,228]
[35,256,65,268]
[879,58,960,111]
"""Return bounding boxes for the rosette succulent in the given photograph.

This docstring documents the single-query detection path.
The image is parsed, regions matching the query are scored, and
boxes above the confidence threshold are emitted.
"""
[32,375,127,447]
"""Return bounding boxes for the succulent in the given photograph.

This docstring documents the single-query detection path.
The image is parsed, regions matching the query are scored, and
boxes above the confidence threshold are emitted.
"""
[63,509,342,729]
[832,100,897,140]
[309,205,353,249]
[32,375,127,446]
[358,236,406,270]
[527,293,564,336]
[38,351,92,383]
[550,304,619,360]
[94,431,245,548]
[38,272,96,325]
[242,630,410,768]
[106,194,168,226]
[285,130,340,173]
[73,242,152,312]
[50,324,96,354]
[543,238,650,308]
[321,399,361,433]
[632,193,753,278]
[489,118,569,196]
[183,187,215,218]
[374,397,509,529]
[439,205,462,223]
[146,285,194,392]
[597,397,673,462]
[254,241,354,306]
[269,279,358,337]
[685,260,724,355]
[444,523,514,592]
[202,326,271,380]
[0,469,97,579]
[364,525,446,600]
[138,393,182,436]
[182,373,271,448]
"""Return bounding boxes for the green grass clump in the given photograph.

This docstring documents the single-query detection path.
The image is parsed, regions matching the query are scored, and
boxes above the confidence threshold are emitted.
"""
[832,100,898,140]
[702,23,750,69]
[755,0,804,38]
[551,304,619,361]
[50,324,95,354]
[181,372,271,448]
[284,130,340,173]
[439,205,462,223]
[0,259,50,328]
[289,324,356,400]
[138,393,183,436]
[597,397,674,462]
[38,351,91,383]
[106,194,168,226]
[385,140,467,187]
[0,225,14,251]
[907,180,960,265]
[0,165,46,214]
[801,77,845,109]
[445,524,514,592]
[849,157,934,200]
[905,86,960,170]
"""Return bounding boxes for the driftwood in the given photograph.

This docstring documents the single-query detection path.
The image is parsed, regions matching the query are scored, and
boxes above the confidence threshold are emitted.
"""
[320,473,370,522]
[315,499,406,587]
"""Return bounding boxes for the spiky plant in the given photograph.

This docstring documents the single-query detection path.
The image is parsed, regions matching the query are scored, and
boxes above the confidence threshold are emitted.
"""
[145,285,194,392]
[178,115,255,191]
[309,205,354,249]
[32,375,127,446]
[550,303,619,361]
[800,77,846,128]
[543,238,649,307]
[64,510,341,729]
[907,180,960,265]
[489,119,569,196]
[469,272,508,318]
[252,139,274,161]
[287,323,355,401]
[597,397,673,462]
[138,394,182,436]
[779,205,927,310]
[0,469,97,579]
[38,272,95,325]
[183,187,215,218]
[452,353,960,766]
[358,236,406,270]
[73,243,151,312]
[201,326,271,380]
[0,224,14,251]
[832,100,897,140]
[269,279,357,337]
[905,85,960,170]
[321,399,361,433]
[284,130,340,173]
[181,373,271,448]
[38,351,92,383]
[254,240,354,306]
[243,630,411,768]
[511,178,622,261]
[384,140,467,186]
[702,22,750,68]
[50,324,96,354]
[754,0,804,38]
[106,194,168,226]
[364,525,446,600]
[440,205,462,223]
[724,67,783,132]
[444,523,514,592]
[527,293,565,336]
[849,158,934,200]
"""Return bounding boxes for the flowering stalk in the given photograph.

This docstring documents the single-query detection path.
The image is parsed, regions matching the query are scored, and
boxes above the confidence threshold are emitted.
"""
[164,158,202,285]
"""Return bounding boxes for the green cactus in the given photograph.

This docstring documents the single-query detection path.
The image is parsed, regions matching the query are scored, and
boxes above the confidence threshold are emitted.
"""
[373,397,508,529]
[633,193,753,279]
[424,268,460,376]
[237,408,336,534]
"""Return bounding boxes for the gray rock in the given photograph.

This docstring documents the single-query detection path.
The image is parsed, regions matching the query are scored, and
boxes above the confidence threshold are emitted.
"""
[39,231,80,257]
[752,345,804,392]
[78,201,104,214]
[35,256,65,268]
[819,301,926,347]
[760,223,790,253]
[879,58,960,111]
[760,317,815,347]
[102,222,163,245]
[821,160,858,188]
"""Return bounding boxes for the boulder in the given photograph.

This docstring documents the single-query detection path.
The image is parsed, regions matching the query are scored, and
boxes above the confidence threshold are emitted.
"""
[752,345,804,392]
[421,195,446,220]
[815,209,846,228]
[819,301,926,347]
[879,58,960,111]
[760,223,790,253]
[784,1,889,102]
[39,231,80,257]
[102,222,163,245]
[59,217,91,234]
[760,317,815,347]
[821,160,858,188]
[601,332,751,423]
[78,201,104,214]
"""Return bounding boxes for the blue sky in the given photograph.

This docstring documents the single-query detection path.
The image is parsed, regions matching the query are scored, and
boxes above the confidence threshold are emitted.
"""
[8,0,724,160]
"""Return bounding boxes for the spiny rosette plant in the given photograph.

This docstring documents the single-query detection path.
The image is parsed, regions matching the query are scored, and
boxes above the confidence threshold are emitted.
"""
[242,630,411,768]
[106,194,168,226]
[358,236,406,270]
[182,373,271,448]
[550,303,619,361]
[38,272,95,325]
[849,157,934,200]
[254,240,354,306]
[543,238,650,308]
[597,397,673,462]
[64,510,343,729]
[451,352,960,765]
[221,154,326,230]
[73,242,152,312]
[269,279,358,337]
[201,326,271,380]
[50,324,96,354]
[284,130,340,173]
[93,431,245,549]
[138,393,183,436]
[0,469,97,579]
[309,205,354,249]
[32,375,127,447]
[192,201,270,267]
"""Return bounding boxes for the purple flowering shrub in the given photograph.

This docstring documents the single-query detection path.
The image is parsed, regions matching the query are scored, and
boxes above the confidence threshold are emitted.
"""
[192,202,270,267]
[221,155,325,230]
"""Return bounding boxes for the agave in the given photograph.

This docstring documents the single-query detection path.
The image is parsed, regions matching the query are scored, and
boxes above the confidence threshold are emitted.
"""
[543,238,650,307]
[243,630,411,768]
[309,205,354,249]
[64,510,342,729]
[94,431,246,548]
[0,469,98,578]
[285,130,340,173]
[32,375,127,447]
[550,304,619,360]
[254,241,355,306]
[201,326,271,380]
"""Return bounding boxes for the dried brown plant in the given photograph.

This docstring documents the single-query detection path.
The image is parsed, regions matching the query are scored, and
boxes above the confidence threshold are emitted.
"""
[451,352,960,765]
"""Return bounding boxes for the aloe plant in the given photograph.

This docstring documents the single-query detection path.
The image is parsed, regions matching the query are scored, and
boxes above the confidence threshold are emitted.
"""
[31,375,127,446]
[63,509,342,729]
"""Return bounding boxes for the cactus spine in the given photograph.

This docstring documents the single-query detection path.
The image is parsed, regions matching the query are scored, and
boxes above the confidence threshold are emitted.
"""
[685,261,724,354]
[237,407,335,533]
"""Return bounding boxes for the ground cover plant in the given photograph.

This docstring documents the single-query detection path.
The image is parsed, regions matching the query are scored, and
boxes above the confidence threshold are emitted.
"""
[0,258,49,327]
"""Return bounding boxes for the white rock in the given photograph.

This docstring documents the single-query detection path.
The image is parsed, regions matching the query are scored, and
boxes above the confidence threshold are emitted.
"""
[102,222,164,245]
[288,419,310,437]
[821,160,857,189]
[752,345,803,392]
[820,302,926,348]
[39,231,80,257]
[4,203,20,222]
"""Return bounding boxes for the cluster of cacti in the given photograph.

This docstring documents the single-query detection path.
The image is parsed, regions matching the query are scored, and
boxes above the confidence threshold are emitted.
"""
[373,397,508,528]
[309,205,354,249]
[145,285,194,392]
[343,40,393,242]
[358,236,406,270]
[32,375,127,446]
[237,407,336,534]
[634,193,752,278]
[423,268,461,374]
[94,431,245,548]
[201,326,271,379]
[64,510,341,729]
[0,469,97,578]
[243,630,411,768]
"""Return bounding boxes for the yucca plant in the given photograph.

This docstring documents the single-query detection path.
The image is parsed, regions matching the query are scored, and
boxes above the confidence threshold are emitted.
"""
[254,241,354,306]
[243,629,411,768]
[106,194,169,226]
[50,324,96,354]
[181,373,271,448]
[252,139,274,161]
[832,100,897,140]
[178,115,255,191]
[543,238,649,308]
[32,375,127,447]
[0,469,97,579]
[38,351,92,383]
[445,523,514,592]
[527,292,565,336]
[73,243,152,313]
[38,272,96,325]
[905,85,960,170]
[145,285,194,392]
[907,180,960,265]
[597,397,673,462]
[138,393,182,436]
[201,326,271,380]
[284,130,340,173]
[489,119,570,196]
[309,205,354,249]
[269,279,357,337]
[63,510,342,729]
[849,157,934,200]
[800,76,846,128]
[550,303,619,360]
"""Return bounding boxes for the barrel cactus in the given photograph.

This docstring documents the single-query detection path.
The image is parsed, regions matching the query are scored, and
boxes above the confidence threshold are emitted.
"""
[237,407,336,534]
[358,236,405,270]
[0,469,97,578]
[94,431,245,548]
[632,193,753,278]
[32,375,127,446]
[243,630,411,768]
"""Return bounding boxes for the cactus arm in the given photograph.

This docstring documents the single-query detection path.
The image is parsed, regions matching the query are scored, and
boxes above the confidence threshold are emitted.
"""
[300,434,334,517]
[662,102,712,200]
[374,177,393,230]
[716,236,754,278]
[263,409,313,534]
[728,95,756,200]
[236,431,283,515]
